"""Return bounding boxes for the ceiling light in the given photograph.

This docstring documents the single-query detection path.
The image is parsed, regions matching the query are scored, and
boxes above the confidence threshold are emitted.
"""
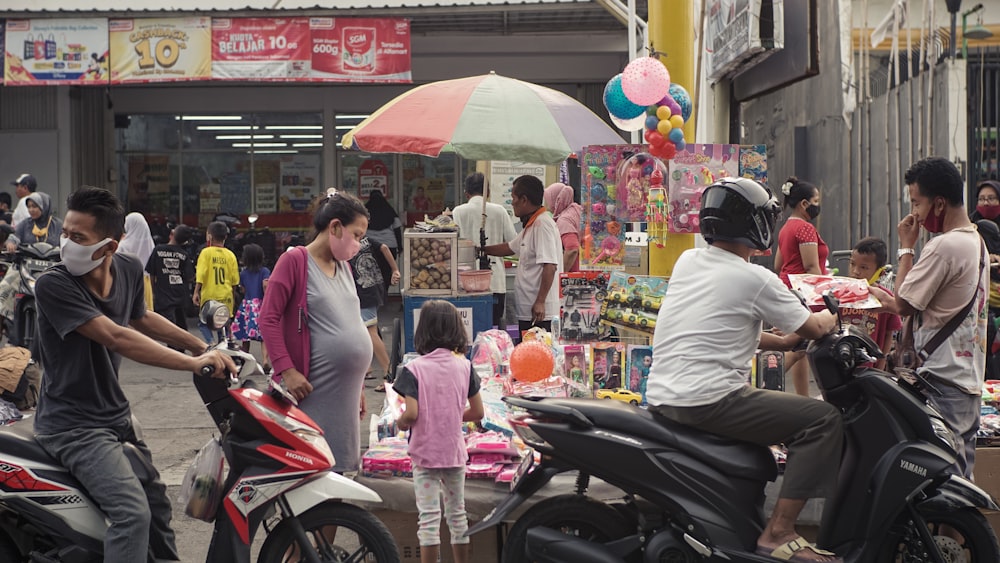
[335,125,358,130]
[251,150,299,154]
[263,125,322,130]
[177,115,244,121]
[293,143,323,147]
[280,134,324,139]
[336,115,370,120]
[233,142,287,148]
[216,134,274,140]
[197,125,257,131]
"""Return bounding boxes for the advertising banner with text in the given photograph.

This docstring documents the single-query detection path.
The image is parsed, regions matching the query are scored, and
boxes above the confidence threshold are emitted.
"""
[212,17,311,81]
[309,17,411,83]
[4,19,109,85]
[110,17,211,84]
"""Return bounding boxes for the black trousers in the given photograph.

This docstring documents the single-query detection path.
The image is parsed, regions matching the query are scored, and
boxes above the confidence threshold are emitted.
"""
[155,304,188,351]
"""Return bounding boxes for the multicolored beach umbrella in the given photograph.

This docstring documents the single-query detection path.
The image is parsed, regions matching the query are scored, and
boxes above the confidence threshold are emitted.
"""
[341,72,625,165]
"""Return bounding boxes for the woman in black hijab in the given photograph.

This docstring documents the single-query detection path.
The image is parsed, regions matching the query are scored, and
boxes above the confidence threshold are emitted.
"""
[364,190,403,290]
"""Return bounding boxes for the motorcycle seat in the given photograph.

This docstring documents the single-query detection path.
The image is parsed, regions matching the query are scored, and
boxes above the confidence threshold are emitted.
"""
[0,416,60,466]
[547,398,777,481]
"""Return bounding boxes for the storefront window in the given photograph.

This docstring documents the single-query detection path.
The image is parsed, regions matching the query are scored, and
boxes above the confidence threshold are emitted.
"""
[400,154,457,226]
[340,151,396,207]
[116,112,323,228]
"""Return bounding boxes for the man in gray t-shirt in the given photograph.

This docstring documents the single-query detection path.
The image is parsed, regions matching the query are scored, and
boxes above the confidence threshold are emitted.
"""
[34,187,233,563]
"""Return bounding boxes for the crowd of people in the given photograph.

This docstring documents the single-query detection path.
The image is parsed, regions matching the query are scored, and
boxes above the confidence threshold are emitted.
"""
[18,157,999,562]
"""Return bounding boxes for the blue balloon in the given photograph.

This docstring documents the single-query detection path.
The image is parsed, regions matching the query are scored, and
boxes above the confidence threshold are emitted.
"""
[644,115,660,131]
[674,139,686,151]
[668,128,685,144]
[603,74,646,120]
[669,83,693,123]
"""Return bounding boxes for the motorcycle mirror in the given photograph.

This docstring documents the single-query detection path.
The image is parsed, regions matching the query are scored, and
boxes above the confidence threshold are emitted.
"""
[199,300,231,330]
[248,214,259,226]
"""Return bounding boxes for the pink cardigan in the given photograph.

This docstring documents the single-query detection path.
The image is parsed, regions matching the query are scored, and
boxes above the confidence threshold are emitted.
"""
[259,247,312,380]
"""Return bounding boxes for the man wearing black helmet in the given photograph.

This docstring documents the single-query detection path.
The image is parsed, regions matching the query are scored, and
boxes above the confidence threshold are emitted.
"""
[646,178,841,562]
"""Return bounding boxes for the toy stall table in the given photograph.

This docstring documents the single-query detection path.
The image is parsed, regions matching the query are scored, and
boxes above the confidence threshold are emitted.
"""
[401,291,494,354]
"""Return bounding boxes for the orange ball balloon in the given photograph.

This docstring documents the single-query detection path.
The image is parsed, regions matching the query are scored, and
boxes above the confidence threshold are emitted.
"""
[656,119,673,135]
[510,341,555,382]
[669,115,684,129]
[655,105,672,120]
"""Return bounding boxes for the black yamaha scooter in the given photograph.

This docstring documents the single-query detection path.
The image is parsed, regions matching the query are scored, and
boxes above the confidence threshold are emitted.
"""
[470,296,1000,562]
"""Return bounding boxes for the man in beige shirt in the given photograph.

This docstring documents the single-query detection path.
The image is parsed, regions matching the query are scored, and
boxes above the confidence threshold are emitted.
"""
[871,157,988,478]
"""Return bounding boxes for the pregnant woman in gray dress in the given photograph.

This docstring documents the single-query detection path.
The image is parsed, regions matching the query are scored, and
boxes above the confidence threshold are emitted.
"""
[259,189,373,472]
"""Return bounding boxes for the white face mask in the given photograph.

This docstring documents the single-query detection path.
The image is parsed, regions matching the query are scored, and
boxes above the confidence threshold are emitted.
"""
[60,236,112,276]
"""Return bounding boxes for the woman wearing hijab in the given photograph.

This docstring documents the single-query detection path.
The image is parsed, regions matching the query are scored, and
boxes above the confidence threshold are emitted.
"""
[544,182,582,272]
[5,192,61,251]
[118,212,156,310]
[364,190,403,289]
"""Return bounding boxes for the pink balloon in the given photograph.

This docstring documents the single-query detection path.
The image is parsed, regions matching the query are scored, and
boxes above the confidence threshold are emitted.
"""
[621,57,671,107]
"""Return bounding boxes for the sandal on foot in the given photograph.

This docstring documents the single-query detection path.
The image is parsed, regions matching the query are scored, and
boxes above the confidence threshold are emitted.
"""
[374,383,386,392]
[364,372,377,380]
[755,537,842,562]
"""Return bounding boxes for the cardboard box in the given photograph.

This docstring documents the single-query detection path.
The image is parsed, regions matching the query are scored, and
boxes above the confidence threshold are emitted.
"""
[974,447,1000,503]
[373,510,503,563]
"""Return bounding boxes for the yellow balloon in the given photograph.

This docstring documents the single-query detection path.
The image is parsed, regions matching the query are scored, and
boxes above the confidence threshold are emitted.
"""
[655,105,672,120]
[669,115,684,129]
[656,119,673,135]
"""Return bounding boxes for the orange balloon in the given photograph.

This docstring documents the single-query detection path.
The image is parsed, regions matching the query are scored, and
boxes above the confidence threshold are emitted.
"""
[510,341,555,382]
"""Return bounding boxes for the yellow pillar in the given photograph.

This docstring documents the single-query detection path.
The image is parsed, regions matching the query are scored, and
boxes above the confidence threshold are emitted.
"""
[647,0,696,277]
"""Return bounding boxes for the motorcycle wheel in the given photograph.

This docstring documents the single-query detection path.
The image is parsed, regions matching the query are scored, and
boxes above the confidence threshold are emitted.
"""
[502,494,632,563]
[257,502,400,563]
[877,507,999,562]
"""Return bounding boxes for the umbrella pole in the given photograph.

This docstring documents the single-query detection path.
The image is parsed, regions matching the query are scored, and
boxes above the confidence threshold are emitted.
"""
[478,176,490,270]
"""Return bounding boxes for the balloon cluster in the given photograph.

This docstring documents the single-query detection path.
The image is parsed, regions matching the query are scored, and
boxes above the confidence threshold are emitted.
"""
[602,57,692,161]
[642,83,691,160]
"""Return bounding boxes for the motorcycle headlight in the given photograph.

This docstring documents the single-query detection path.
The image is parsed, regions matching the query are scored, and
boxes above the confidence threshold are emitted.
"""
[930,417,962,455]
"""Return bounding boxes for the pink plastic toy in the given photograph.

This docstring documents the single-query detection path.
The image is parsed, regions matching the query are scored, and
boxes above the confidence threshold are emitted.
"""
[593,236,622,263]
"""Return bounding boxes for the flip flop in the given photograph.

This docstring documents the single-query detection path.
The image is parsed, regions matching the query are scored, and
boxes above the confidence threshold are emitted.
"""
[755,537,842,562]
[364,372,377,380]
[374,384,386,393]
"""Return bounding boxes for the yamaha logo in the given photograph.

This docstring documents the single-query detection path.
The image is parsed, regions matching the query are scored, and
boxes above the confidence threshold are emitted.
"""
[899,460,928,477]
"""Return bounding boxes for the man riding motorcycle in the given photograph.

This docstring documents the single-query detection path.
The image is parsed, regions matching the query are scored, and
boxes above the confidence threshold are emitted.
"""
[33,187,234,563]
[645,177,841,563]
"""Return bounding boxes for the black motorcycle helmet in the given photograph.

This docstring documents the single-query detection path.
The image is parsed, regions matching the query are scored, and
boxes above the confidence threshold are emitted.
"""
[699,177,780,251]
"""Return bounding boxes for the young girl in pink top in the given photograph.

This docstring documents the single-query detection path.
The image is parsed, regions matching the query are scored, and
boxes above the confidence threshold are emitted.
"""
[395,300,485,563]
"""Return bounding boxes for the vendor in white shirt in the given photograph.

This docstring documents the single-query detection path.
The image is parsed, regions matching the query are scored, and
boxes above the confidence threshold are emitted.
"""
[452,172,517,327]
[482,175,562,340]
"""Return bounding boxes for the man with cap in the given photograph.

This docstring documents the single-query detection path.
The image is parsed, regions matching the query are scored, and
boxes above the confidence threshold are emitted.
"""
[10,173,39,228]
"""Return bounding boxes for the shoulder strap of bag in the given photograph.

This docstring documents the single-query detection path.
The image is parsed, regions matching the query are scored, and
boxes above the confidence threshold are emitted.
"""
[917,241,987,363]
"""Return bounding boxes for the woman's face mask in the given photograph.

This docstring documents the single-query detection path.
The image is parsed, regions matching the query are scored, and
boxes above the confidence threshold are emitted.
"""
[328,222,361,261]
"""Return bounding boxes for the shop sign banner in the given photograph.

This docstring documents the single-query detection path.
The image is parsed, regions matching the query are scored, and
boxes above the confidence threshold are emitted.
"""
[309,17,411,83]
[110,17,211,84]
[212,17,311,81]
[706,0,784,82]
[358,159,389,200]
[5,19,109,85]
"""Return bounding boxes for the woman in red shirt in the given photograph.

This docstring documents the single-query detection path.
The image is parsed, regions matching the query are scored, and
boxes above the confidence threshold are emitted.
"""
[773,176,827,396]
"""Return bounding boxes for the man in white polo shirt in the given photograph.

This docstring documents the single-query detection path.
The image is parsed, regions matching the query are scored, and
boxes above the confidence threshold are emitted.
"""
[483,175,562,340]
